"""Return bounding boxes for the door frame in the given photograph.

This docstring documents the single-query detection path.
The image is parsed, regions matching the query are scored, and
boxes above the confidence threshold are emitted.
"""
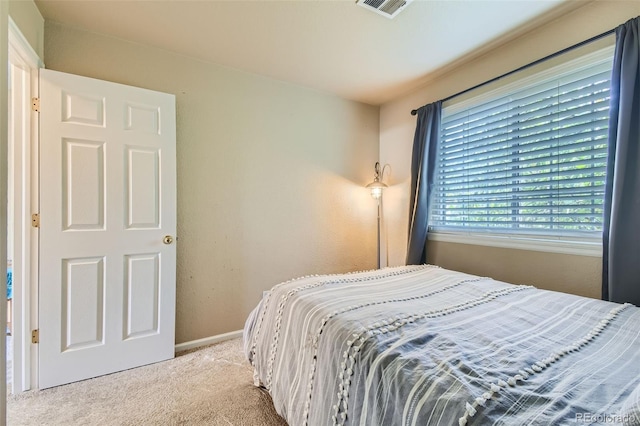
[8,18,42,393]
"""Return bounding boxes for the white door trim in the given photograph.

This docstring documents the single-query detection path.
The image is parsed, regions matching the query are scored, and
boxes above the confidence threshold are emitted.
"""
[8,19,44,69]
[8,17,42,393]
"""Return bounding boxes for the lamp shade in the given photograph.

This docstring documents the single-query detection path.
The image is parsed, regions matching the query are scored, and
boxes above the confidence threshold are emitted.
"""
[366,179,388,199]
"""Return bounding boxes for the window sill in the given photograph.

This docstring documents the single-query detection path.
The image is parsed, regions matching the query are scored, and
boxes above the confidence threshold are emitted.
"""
[427,231,602,257]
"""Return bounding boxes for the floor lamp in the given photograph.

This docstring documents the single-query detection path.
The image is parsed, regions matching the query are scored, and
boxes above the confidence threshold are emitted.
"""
[366,162,389,269]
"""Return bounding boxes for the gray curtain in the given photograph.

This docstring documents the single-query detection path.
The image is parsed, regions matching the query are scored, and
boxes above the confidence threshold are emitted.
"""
[603,17,640,305]
[406,102,442,265]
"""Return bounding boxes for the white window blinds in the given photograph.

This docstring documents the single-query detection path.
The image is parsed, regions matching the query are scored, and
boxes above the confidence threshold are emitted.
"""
[431,47,614,238]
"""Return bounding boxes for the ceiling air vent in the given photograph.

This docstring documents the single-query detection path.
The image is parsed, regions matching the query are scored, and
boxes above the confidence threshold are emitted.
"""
[356,0,412,19]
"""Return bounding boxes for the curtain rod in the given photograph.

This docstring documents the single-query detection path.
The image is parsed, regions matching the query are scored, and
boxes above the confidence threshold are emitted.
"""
[410,27,617,116]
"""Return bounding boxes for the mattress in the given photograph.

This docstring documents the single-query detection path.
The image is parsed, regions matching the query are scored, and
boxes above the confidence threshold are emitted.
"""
[243,265,640,425]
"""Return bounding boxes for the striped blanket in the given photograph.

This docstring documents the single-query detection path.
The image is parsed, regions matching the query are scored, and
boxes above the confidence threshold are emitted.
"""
[243,265,640,425]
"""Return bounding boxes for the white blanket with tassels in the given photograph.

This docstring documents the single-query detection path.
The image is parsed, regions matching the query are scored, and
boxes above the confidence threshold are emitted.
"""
[243,265,640,426]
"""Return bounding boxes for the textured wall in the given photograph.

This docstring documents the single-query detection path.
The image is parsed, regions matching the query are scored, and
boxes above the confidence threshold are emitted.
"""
[379,0,640,295]
[44,21,380,343]
[426,241,601,299]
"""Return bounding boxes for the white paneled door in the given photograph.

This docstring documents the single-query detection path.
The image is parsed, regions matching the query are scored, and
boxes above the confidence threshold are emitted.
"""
[39,69,176,389]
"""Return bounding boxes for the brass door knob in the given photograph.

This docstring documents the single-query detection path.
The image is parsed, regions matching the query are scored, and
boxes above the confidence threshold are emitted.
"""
[163,235,174,245]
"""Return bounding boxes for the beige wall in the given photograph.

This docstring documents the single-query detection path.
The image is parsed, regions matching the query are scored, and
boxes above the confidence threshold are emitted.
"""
[426,242,601,299]
[44,21,380,343]
[8,0,44,59]
[380,0,640,296]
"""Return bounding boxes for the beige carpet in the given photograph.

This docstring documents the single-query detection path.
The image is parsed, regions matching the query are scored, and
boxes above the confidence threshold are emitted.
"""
[8,338,288,426]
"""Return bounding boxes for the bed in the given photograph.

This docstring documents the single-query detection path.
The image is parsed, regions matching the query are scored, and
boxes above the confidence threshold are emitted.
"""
[243,265,640,425]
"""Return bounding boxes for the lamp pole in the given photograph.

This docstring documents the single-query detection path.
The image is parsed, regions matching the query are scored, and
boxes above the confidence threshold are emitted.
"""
[376,196,382,269]
[367,162,389,269]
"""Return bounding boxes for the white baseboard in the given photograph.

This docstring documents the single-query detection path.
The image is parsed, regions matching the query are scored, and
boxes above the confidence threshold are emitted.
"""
[174,329,243,353]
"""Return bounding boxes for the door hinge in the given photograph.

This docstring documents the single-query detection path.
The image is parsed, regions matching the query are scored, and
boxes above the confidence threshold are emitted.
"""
[31,329,39,344]
[31,213,40,228]
[31,97,40,112]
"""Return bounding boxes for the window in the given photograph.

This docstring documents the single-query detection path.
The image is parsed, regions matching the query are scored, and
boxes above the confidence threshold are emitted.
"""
[430,45,614,252]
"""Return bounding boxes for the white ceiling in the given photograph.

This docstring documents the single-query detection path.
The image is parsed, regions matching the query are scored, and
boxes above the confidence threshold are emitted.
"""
[34,0,580,105]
